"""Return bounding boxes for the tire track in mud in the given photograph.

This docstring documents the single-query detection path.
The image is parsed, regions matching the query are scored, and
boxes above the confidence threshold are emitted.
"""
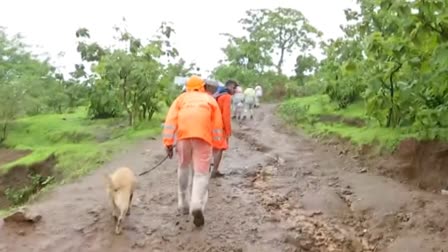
[237,105,448,252]
[233,109,377,252]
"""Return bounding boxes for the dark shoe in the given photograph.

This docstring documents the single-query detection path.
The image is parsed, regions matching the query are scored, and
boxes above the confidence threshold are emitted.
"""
[211,171,225,178]
[192,209,205,227]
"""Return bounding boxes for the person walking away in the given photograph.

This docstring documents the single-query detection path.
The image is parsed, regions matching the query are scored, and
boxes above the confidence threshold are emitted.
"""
[255,85,263,108]
[243,86,256,120]
[232,86,244,120]
[162,75,224,227]
[185,79,220,205]
[204,79,222,178]
[211,79,237,178]
[204,79,219,95]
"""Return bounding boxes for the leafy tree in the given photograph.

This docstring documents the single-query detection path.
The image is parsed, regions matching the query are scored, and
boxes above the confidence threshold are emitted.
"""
[294,54,318,85]
[239,7,322,74]
[220,33,272,72]
[314,0,448,137]
[0,28,69,142]
[75,21,179,125]
[214,7,322,100]
[162,58,201,100]
[319,37,366,109]
[212,64,259,87]
[166,58,199,77]
[60,76,89,111]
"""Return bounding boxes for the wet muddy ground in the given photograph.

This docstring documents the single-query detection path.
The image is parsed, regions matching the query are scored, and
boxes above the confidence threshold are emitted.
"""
[0,104,447,252]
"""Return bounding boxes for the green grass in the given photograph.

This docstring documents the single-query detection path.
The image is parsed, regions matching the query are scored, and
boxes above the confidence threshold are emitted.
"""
[0,209,8,217]
[0,204,30,218]
[1,106,164,178]
[278,94,416,151]
[281,95,366,119]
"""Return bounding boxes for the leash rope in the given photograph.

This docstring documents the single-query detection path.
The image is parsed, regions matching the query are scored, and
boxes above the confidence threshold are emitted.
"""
[138,154,170,176]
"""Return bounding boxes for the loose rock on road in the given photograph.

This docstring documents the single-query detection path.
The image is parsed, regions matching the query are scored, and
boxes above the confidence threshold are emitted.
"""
[0,104,447,252]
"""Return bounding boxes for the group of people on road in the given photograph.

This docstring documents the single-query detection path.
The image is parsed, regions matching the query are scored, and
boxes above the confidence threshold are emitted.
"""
[231,84,263,121]
[162,76,242,227]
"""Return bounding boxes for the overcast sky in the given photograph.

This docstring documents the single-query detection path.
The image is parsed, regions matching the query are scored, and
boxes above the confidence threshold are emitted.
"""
[0,0,358,77]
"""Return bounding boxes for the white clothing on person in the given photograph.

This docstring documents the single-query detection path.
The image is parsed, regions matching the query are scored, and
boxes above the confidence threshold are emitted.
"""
[243,87,256,119]
[255,85,262,107]
[231,86,244,119]
[232,93,245,119]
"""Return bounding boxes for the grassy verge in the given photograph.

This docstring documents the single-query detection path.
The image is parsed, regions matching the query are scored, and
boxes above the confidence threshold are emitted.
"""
[278,95,417,151]
[0,106,166,215]
[1,106,164,179]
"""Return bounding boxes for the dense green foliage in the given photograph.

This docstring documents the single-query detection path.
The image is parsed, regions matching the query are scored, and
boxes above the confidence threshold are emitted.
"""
[317,0,448,138]
[0,29,88,144]
[74,20,191,125]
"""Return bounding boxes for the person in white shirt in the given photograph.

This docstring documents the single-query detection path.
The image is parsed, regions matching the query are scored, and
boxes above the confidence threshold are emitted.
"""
[255,85,263,108]
[243,87,256,120]
[232,86,244,120]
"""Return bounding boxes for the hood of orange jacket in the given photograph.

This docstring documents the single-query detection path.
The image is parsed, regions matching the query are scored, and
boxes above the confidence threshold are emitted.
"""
[185,75,205,92]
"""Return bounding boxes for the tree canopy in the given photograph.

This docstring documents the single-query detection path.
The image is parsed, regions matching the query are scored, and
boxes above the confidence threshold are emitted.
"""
[213,7,321,97]
[317,0,448,135]
[73,21,198,125]
[0,28,86,143]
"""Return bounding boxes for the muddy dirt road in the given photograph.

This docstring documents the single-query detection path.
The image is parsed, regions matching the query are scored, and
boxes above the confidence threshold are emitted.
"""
[1,104,447,252]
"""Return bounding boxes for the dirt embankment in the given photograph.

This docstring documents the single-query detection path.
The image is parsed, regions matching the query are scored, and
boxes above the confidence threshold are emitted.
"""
[328,137,448,193]
[0,150,57,209]
[375,139,448,191]
[308,112,448,193]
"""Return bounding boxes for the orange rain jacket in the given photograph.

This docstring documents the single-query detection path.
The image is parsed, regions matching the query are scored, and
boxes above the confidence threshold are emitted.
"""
[162,91,224,149]
[215,93,232,150]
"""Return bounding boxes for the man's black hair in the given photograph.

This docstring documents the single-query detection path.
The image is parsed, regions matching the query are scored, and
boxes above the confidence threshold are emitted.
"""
[225,80,238,87]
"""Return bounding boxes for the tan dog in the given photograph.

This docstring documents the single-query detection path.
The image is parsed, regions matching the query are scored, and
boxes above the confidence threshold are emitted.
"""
[105,167,137,235]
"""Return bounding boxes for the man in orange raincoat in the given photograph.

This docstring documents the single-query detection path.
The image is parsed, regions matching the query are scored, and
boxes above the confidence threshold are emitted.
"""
[211,80,237,178]
[162,75,224,227]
